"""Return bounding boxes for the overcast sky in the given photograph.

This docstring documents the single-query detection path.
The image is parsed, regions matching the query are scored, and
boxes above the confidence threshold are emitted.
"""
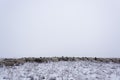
[0,0,120,58]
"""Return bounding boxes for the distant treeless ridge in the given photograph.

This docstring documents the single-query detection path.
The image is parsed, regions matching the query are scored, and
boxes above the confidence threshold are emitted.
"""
[0,57,120,66]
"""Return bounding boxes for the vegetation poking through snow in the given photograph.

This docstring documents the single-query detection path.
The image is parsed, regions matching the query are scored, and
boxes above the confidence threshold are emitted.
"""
[0,61,120,80]
[0,57,120,66]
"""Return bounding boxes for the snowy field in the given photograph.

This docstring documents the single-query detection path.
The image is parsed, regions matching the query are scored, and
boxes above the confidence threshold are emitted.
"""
[0,61,120,80]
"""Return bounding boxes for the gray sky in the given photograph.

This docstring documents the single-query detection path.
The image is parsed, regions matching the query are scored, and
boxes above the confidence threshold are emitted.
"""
[0,0,120,58]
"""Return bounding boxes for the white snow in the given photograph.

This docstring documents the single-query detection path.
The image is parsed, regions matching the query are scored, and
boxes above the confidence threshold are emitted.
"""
[0,61,120,80]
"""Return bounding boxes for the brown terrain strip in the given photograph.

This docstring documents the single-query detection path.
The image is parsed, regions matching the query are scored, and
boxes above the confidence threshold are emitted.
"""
[0,57,120,66]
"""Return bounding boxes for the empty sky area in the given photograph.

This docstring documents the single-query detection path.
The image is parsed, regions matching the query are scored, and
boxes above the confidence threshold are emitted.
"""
[0,0,120,58]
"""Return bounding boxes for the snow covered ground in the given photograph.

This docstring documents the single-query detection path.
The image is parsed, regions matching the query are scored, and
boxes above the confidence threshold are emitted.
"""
[0,61,120,80]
